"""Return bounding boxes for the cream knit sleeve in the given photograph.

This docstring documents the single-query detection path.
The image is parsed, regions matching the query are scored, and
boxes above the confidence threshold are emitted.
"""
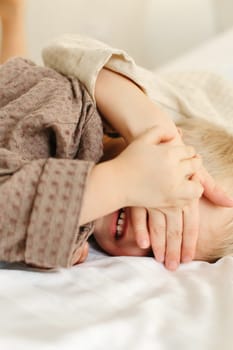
[43,34,233,131]
[41,34,183,126]
[42,34,150,103]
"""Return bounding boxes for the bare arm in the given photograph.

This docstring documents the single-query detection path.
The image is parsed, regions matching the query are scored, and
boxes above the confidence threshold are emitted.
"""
[79,161,125,226]
[0,0,26,62]
[95,68,178,144]
[94,66,233,271]
[79,128,203,227]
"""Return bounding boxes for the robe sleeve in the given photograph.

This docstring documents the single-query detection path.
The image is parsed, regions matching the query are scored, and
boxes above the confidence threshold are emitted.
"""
[0,150,94,268]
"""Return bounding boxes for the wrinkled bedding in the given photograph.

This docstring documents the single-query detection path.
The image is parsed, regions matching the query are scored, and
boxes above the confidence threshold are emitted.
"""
[1,248,233,350]
[1,28,233,350]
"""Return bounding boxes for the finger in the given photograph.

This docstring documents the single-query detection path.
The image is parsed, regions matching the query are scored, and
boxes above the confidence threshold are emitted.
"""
[179,145,197,160]
[177,127,183,138]
[168,145,197,161]
[164,208,183,271]
[198,166,233,207]
[79,242,89,263]
[174,179,203,209]
[182,156,202,178]
[72,242,89,265]
[137,126,174,145]
[182,177,204,201]
[191,155,202,173]
[148,209,166,262]
[130,207,150,249]
[181,199,199,262]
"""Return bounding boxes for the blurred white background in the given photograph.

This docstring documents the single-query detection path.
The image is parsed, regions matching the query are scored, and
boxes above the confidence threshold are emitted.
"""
[25,0,233,68]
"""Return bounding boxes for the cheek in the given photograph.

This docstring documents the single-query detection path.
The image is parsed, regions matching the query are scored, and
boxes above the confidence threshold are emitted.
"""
[94,213,152,257]
[94,232,151,257]
[93,229,126,256]
[93,232,118,256]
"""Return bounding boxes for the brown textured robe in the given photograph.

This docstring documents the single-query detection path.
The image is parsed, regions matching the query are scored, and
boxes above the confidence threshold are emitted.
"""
[0,57,103,268]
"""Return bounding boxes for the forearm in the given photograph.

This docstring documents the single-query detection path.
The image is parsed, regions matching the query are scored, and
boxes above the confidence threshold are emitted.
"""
[79,161,125,226]
[95,68,178,143]
[0,0,26,62]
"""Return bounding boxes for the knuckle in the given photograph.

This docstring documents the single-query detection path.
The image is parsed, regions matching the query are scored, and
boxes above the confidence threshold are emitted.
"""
[150,224,165,234]
[182,203,194,213]
[173,198,187,208]
[193,158,202,171]
[187,145,195,155]
[167,229,182,239]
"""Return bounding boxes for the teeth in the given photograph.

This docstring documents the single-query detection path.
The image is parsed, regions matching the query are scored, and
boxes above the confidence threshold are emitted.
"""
[117,215,125,228]
[120,212,125,219]
[117,227,123,234]
[115,209,126,239]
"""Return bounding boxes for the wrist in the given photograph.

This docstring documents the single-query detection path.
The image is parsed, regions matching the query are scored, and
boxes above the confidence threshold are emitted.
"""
[125,101,179,144]
[79,161,126,226]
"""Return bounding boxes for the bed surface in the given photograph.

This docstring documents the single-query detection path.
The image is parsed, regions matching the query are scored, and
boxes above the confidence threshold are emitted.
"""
[1,253,233,350]
[2,28,233,350]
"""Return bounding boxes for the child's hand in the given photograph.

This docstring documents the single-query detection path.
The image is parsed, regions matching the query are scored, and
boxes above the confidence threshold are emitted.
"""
[147,201,199,270]
[129,203,199,271]
[112,126,203,210]
[72,242,89,265]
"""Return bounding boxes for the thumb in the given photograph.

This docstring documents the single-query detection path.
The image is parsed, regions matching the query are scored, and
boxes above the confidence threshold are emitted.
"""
[198,167,233,207]
[136,126,174,145]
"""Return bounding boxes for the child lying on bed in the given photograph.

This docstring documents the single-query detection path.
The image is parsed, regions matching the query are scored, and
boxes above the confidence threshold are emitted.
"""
[45,35,233,271]
[92,116,233,267]
[67,64,233,271]
[0,34,232,271]
[0,2,229,271]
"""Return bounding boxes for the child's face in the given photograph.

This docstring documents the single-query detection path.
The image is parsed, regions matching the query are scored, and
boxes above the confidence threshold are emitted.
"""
[93,200,232,260]
[93,136,233,261]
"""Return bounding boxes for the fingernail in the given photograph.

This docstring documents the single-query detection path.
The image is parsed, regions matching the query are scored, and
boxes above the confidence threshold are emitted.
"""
[167,261,178,271]
[139,239,150,249]
[182,256,192,263]
[156,254,164,263]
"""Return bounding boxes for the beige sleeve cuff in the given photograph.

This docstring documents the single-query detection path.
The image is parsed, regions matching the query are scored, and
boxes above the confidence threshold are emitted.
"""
[42,34,149,103]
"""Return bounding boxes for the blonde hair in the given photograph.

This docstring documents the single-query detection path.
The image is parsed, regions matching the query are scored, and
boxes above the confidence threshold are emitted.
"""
[178,117,233,262]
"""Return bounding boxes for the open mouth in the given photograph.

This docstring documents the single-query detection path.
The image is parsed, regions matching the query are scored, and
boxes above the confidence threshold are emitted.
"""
[115,208,127,240]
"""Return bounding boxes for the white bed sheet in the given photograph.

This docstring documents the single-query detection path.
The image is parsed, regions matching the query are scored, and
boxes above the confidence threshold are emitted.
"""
[1,28,233,350]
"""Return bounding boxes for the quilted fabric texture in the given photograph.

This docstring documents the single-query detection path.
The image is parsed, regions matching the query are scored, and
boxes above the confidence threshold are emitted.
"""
[0,57,103,268]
